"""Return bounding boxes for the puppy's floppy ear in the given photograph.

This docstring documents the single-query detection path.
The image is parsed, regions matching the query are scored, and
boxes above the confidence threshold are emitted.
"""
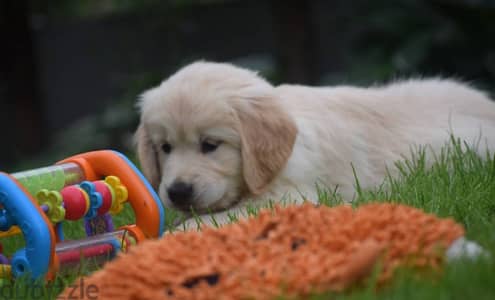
[235,92,298,195]
[135,124,161,190]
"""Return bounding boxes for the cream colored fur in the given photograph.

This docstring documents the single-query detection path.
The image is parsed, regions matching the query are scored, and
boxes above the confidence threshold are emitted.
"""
[136,61,495,229]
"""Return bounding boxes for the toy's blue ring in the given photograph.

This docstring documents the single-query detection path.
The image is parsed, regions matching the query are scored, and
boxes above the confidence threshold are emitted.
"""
[80,181,102,219]
[0,173,52,280]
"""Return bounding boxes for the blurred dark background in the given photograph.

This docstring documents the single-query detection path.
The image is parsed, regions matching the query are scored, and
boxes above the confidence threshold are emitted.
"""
[1,0,494,171]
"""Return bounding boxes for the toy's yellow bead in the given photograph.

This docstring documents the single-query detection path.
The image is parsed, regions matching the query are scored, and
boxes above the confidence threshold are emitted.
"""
[105,176,128,214]
[36,189,66,223]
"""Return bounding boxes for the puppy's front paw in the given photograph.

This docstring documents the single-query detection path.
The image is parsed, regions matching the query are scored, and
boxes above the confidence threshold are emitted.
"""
[174,212,236,231]
[174,217,205,231]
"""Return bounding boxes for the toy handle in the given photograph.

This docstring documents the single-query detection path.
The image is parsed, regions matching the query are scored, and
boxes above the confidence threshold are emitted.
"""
[58,150,165,238]
[0,173,56,279]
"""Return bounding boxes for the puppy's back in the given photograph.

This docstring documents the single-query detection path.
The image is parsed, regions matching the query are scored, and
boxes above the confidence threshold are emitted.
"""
[274,79,495,197]
[376,78,495,117]
[277,78,495,144]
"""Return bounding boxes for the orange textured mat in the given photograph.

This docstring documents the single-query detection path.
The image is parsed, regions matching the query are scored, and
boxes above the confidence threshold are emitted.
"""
[60,203,464,299]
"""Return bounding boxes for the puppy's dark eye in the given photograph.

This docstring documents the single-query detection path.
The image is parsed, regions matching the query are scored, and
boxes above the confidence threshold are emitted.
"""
[201,141,220,154]
[161,143,172,154]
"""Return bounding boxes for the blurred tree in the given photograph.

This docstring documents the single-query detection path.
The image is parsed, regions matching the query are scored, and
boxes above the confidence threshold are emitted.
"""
[271,0,317,84]
[0,0,43,169]
[339,0,495,91]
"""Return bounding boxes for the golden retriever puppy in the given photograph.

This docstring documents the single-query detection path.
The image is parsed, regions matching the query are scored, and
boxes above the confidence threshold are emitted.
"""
[136,61,495,229]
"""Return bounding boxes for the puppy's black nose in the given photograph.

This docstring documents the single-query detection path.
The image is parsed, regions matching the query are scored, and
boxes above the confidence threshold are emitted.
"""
[167,181,194,205]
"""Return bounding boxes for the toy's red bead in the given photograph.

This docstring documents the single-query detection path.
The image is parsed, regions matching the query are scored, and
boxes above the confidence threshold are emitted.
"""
[94,181,112,215]
[61,186,89,220]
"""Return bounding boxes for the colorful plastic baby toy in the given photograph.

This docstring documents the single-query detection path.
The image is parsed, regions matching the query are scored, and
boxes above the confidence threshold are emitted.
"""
[0,150,165,281]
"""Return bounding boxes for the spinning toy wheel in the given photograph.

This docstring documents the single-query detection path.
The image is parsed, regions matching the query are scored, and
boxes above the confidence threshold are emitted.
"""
[0,150,165,281]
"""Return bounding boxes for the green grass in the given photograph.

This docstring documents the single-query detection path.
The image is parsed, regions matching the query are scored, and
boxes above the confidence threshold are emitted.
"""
[1,137,495,299]
[310,137,495,299]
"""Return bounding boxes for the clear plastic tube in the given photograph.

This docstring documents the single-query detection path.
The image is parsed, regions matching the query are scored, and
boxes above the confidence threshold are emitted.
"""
[55,230,136,273]
[12,163,85,195]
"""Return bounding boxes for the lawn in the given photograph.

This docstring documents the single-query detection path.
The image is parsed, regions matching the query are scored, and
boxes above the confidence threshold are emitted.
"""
[1,137,494,299]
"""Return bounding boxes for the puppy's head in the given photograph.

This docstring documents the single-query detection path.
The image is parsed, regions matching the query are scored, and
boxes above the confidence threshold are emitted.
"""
[136,61,297,213]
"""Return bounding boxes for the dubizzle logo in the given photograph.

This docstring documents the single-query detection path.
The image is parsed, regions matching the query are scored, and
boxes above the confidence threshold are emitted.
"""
[0,278,99,300]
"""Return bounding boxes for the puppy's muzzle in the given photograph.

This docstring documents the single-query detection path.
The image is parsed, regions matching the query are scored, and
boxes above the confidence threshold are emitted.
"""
[167,181,194,207]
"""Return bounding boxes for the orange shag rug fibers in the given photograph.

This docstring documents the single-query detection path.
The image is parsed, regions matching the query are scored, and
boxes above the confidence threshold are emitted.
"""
[61,203,464,299]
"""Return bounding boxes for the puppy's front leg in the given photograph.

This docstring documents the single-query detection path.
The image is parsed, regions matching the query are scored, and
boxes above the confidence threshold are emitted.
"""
[175,212,236,231]
[174,211,240,231]
[174,200,272,231]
